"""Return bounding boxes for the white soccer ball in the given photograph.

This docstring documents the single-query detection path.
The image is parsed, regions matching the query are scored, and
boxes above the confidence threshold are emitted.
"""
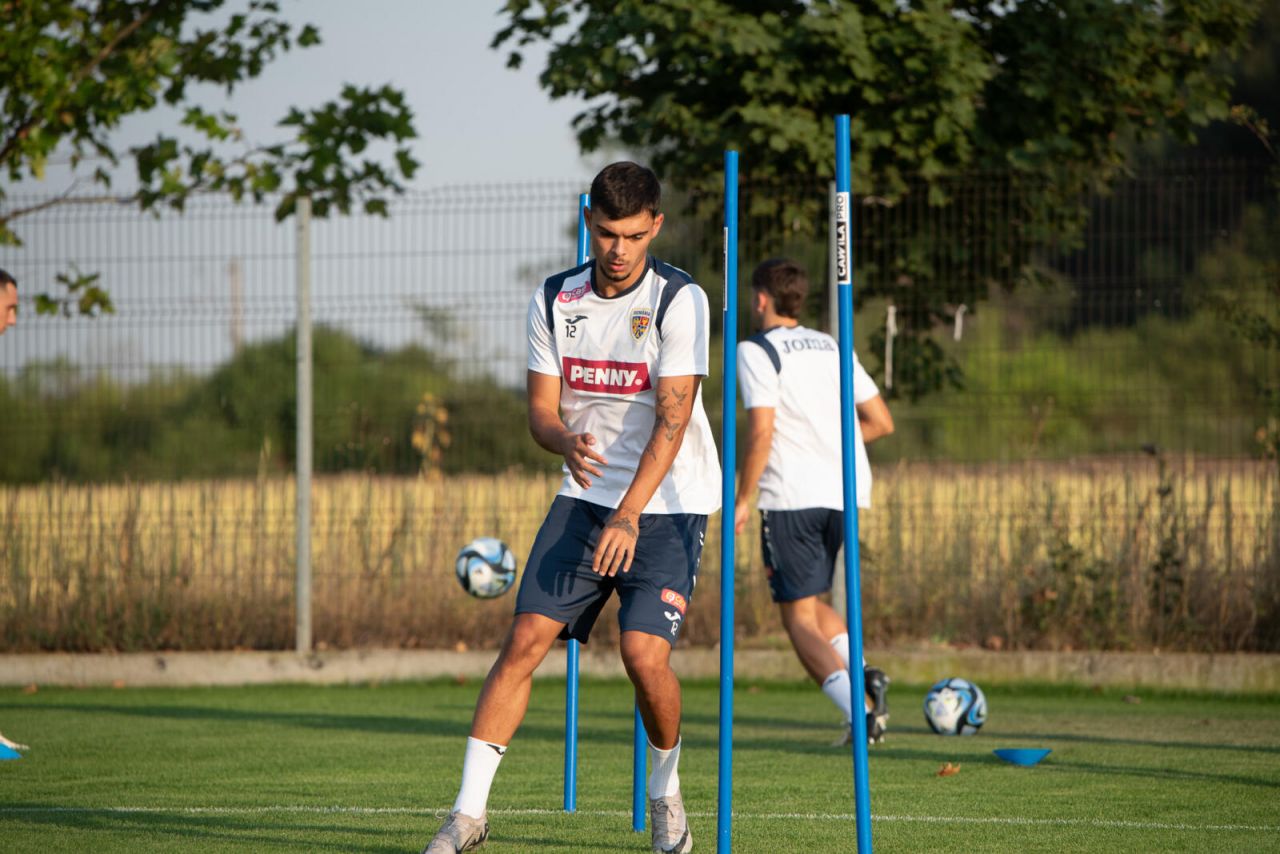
[923,677,988,736]
[454,537,517,599]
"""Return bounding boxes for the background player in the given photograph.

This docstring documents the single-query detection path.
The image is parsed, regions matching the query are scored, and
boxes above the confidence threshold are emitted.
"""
[733,258,895,746]
[0,269,27,755]
[425,163,719,854]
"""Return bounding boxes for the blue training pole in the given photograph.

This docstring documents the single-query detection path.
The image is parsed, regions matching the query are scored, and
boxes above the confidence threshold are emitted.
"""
[835,115,873,852]
[632,705,646,831]
[564,192,590,815]
[717,149,740,854]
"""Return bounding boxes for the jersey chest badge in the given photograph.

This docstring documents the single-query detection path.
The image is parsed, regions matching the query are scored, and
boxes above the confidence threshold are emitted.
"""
[630,309,652,341]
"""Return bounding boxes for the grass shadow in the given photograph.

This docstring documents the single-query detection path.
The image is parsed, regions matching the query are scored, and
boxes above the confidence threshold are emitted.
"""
[0,805,409,853]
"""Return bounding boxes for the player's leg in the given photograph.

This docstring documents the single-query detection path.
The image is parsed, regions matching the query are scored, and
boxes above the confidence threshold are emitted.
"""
[779,595,851,683]
[764,508,870,742]
[622,630,682,748]
[818,509,890,743]
[470,612,565,744]
[779,594,859,731]
[425,613,563,854]
[617,510,704,854]
[425,498,613,854]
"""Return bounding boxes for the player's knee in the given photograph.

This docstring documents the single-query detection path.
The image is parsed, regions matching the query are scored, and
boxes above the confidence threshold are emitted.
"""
[495,621,555,675]
[620,636,671,684]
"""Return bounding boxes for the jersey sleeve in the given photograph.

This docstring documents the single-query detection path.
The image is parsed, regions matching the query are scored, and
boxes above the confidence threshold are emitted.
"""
[853,352,879,404]
[737,340,780,409]
[657,283,710,377]
[526,285,560,376]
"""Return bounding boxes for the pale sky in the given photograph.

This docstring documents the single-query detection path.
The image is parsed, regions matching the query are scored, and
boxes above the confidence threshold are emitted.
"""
[17,1,599,193]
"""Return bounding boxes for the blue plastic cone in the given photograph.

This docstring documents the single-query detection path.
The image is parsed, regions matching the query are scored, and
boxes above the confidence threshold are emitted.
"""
[993,748,1051,766]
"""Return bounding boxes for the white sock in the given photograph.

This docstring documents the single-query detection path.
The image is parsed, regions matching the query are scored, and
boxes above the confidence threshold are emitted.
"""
[821,669,856,725]
[647,737,681,799]
[829,635,874,712]
[453,736,507,818]
[829,633,852,670]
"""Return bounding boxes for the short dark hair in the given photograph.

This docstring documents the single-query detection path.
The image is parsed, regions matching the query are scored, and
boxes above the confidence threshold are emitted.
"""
[751,258,808,319]
[590,162,661,220]
[0,269,14,290]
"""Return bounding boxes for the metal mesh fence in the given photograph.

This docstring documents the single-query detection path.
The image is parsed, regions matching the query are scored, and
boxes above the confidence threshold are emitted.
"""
[1,161,1276,652]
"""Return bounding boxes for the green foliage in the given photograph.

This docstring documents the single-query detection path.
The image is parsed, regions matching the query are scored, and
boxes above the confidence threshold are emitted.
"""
[494,0,1262,397]
[0,0,419,309]
[0,327,550,483]
[882,296,1273,461]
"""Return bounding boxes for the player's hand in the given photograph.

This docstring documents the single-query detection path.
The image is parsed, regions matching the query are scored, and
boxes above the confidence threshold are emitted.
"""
[593,509,638,576]
[734,499,752,535]
[562,432,607,489]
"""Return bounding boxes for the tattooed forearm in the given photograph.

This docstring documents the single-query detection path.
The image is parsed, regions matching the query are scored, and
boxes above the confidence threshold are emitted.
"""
[641,380,694,463]
[605,516,638,537]
[653,388,688,442]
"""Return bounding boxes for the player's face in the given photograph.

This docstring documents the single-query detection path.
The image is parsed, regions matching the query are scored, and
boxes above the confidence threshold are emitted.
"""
[0,284,16,335]
[585,208,664,291]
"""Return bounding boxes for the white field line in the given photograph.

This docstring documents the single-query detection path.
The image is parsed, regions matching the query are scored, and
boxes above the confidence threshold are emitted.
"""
[0,805,1274,833]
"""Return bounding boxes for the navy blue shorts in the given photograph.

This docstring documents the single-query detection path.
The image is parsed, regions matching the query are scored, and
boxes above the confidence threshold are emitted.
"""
[515,496,707,645]
[759,508,843,603]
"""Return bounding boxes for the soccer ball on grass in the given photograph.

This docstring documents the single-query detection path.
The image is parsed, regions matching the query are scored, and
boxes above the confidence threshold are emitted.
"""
[455,537,517,599]
[923,677,987,735]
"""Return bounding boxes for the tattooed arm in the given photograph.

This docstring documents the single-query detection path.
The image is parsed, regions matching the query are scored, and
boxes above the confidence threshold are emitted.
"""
[591,374,700,576]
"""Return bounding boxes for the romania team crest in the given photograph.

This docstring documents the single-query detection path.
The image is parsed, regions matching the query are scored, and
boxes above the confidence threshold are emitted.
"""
[630,309,652,340]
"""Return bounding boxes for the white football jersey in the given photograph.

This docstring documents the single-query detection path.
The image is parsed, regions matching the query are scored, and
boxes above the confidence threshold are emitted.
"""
[737,325,879,510]
[527,258,721,515]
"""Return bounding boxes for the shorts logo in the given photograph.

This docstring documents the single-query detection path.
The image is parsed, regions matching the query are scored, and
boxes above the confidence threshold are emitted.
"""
[661,588,687,615]
[630,309,652,340]
[664,609,683,636]
[563,357,651,394]
[557,283,590,303]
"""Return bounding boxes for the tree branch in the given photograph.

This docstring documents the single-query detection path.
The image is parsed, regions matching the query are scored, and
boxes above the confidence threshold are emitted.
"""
[1,186,135,229]
[0,4,156,167]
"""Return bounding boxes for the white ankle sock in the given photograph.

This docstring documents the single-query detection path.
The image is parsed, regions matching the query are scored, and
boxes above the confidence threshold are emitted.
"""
[647,737,681,799]
[821,669,855,724]
[453,736,507,818]
[829,633,851,669]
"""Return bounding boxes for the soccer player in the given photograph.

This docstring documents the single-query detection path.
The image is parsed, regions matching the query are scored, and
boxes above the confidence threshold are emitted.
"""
[424,163,720,854]
[733,258,895,746]
[0,270,26,755]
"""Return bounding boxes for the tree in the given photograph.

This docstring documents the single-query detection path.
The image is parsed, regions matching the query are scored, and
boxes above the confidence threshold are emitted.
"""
[494,0,1261,397]
[0,0,419,315]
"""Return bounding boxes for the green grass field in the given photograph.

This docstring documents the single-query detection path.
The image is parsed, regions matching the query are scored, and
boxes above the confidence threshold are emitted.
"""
[1,677,1277,852]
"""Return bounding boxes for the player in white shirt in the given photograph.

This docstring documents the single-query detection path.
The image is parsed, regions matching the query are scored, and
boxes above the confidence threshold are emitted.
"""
[426,163,718,854]
[733,258,895,746]
[0,271,26,759]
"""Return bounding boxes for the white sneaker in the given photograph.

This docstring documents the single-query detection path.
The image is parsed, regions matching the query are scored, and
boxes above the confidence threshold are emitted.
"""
[650,791,693,853]
[422,810,488,854]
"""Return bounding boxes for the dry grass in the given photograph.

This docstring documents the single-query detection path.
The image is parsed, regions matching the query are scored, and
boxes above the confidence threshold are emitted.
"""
[2,457,1277,652]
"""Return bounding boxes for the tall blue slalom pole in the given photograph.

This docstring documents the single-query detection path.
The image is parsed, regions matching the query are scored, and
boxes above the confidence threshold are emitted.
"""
[632,705,646,831]
[835,115,873,853]
[717,149,740,854]
[564,192,590,815]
